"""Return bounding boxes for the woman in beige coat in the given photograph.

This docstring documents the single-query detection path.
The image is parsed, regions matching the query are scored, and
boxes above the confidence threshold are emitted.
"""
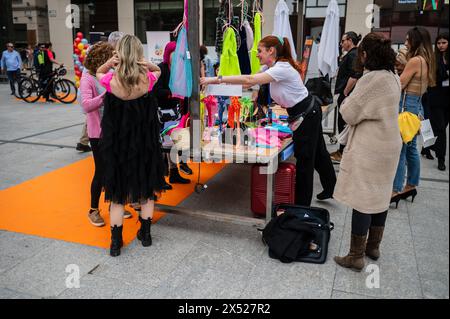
[333,33,403,271]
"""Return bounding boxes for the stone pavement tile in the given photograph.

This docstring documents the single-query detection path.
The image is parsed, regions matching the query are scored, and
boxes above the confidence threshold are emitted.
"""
[95,225,202,288]
[0,241,107,298]
[21,125,85,147]
[406,193,449,241]
[193,222,267,266]
[0,231,54,275]
[57,274,165,299]
[412,234,449,299]
[239,225,344,299]
[333,220,423,299]
[331,290,381,299]
[153,241,255,299]
[0,287,40,299]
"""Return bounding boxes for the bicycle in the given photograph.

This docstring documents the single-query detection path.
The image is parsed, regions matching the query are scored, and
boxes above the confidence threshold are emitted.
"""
[18,66,78,104]
[13,67,38,99]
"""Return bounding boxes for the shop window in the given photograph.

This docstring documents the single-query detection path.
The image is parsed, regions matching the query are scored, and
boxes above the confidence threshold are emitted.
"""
[71,0,118,41]
[134,0,184,44]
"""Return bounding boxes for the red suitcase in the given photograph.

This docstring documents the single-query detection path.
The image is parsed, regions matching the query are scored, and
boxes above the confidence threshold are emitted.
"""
[251,163,296,216]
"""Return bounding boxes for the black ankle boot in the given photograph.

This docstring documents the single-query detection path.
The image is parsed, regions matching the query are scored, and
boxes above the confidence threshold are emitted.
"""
[421,147,434,160]
[438,159,446,171]
[169,168,191,184]
[137,216,152,247]
[179,162,193,175]
[110,225,123,257]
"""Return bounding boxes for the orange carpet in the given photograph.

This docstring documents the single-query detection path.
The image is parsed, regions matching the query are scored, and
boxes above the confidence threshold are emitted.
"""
[16,94,77,104]
[0,158,226,248]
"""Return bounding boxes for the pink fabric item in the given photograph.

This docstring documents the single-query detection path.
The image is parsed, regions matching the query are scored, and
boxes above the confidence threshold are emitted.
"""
[99,71,114,93]
[100,71,157,93]
[80,72,105,138]
[167,113,190,136]
[163,41,177,65]
[249,128,282,148]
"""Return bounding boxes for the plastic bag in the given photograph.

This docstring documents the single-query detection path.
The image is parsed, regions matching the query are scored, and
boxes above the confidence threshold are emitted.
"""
[169,26,192,98]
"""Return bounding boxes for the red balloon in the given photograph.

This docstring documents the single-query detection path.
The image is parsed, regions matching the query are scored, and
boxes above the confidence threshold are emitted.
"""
[76,32,84,39]
[75,37,81,44]
[84,43,89,49]
[74,48,80,55]
[79,56,84,63]
[75,70,82,77]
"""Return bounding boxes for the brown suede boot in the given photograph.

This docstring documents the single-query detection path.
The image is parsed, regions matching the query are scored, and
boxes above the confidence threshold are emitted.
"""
[365,226,385,260]
[334,234,367,272]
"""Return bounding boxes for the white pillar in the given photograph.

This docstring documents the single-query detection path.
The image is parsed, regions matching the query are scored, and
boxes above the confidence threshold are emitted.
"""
[262,0,277,38]
[117,0,135,35]
[345,0,374,37]
[47,0,73,73]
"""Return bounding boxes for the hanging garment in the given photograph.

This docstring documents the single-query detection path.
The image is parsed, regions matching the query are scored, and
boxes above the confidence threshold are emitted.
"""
[169,26,193,98]
[273,0,297,60]
[219,27,241,76]
[215,1,228,56]
[243,20,254,54]
[250,12,262,74]
[237,26,251,75]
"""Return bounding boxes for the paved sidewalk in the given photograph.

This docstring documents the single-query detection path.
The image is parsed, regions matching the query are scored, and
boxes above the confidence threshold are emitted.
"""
[0,84,448,299]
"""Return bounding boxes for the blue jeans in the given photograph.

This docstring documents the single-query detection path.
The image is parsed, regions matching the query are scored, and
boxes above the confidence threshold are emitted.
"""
[393,94,424,193]
[6,69,21,94]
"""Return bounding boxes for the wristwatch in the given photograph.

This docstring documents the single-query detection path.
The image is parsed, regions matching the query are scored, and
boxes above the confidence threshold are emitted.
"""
[217,75,223,84]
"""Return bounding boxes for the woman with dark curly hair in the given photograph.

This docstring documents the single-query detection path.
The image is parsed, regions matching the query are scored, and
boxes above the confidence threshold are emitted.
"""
[333,33,402,271]
[80,41,131,227]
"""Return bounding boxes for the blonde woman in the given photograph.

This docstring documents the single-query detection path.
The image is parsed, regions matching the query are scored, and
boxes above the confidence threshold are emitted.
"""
[96,35,165,257]
[392,27,436,204]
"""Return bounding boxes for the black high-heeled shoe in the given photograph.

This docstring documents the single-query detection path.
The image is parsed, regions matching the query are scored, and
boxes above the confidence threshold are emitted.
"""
[401,189,418,203]
[390,194,402,209]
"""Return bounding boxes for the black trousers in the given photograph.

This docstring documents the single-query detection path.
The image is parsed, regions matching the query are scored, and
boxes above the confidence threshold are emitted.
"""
[352,210,388,236]
[288,96,337,206]
[428,88,449,160]
[89,138,104,209]
[337,94,347,152]
[38,72,52,100]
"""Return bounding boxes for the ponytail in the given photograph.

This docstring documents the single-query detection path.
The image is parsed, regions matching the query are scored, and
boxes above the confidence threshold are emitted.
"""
[260,36,301,75]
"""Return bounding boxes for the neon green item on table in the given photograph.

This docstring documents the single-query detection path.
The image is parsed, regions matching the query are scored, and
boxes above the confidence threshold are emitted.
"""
[250,12,262,74]
[219,28,241,76]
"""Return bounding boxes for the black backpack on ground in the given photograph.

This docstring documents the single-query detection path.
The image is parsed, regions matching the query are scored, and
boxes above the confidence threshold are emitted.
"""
[261,204,334,264]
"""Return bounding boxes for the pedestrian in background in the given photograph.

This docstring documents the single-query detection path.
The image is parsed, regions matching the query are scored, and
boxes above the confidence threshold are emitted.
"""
[330,32,363,163]
[333,33,402,271]
[392,27,436,204]
[427,33,449,171]
[1,43,22,96]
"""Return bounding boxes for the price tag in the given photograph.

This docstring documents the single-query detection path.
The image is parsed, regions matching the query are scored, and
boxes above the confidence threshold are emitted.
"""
[186,51,191,60]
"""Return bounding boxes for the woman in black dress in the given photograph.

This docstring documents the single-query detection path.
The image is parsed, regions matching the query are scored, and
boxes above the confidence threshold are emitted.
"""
[97,35,165,257]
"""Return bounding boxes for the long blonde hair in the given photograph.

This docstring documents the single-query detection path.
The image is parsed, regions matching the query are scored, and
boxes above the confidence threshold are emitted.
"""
[115,35,148,95]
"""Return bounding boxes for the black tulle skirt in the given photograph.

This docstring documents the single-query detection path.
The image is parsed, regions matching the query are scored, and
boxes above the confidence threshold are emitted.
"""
[99,92,165,205]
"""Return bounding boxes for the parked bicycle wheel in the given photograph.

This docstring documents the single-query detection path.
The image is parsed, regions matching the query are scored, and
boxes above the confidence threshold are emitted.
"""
[19,78,41,103]
[53,79,77,104]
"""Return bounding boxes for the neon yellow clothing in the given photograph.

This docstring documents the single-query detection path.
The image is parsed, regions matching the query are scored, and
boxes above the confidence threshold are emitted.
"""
[250,12,262,74]
[37,51,45,65]
[219,28,241,76]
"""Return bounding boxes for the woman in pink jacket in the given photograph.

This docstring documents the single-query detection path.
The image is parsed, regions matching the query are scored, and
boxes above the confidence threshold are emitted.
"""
[80,42,132,227]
